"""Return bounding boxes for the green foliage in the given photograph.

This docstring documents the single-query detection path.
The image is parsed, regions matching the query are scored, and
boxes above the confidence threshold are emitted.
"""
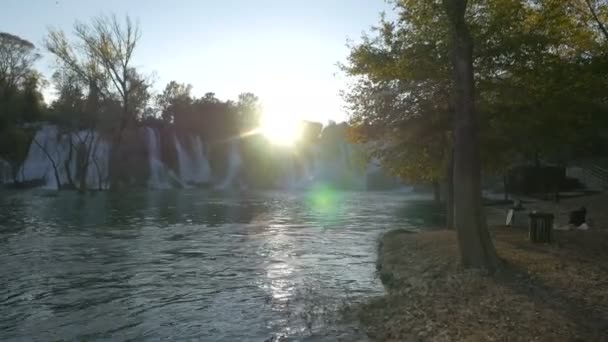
[239,135,279,188]
[342,1,452,183]
[343,0,608,184]
[156,81,193,123]
[235,92,262,131]
[0,32,41,92]
[0,32,46,174]
[0,32,45,127]
[0,126,33,181]
[45,14,150,134]
[155,81,264,144]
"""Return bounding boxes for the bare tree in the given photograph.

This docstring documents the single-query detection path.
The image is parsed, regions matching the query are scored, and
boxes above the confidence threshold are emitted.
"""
[583,0,608,42]
[568,0,608,43]
[45,14,149,191]
[0,32,40,91]
[45,14,145,142]
[32,137,62,189]
[442,0,500,271]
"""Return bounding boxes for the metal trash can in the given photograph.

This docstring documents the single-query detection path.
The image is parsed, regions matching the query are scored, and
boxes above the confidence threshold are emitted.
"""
[528,212,554,243]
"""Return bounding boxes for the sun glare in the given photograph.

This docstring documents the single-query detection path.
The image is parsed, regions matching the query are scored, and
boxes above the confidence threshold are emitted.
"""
[259,106,302,146]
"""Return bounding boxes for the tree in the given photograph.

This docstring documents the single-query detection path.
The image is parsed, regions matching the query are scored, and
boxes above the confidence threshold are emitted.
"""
[156,81,193,123]
[575,0,608,43]
[45,14,151,190]
[47,68,107,191]
[0,32,40,92]
[0,126,31,183]
[342,2,454,203]
[0,32,44,183]
[443,0,500,270]
[343,0,608,224]
[235,92,261,131]
[0,32,44,126]
[45,14,145,142]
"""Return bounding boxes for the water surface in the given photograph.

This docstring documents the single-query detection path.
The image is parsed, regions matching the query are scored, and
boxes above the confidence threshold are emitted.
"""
[0,190,436,341]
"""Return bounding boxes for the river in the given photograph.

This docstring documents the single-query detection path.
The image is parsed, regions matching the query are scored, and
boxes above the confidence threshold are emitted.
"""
[0,189,439,341]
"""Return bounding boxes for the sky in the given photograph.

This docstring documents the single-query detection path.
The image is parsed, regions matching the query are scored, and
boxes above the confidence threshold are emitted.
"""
[2,0,392,124]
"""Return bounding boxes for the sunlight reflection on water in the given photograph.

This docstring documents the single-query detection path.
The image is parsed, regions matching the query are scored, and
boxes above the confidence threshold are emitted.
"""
[0,189,435,341]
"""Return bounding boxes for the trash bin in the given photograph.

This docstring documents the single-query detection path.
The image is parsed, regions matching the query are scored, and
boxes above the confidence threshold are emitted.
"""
[529,212,554,243]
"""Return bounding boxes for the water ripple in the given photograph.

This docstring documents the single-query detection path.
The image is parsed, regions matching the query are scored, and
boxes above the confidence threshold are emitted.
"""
[0,190,434,341]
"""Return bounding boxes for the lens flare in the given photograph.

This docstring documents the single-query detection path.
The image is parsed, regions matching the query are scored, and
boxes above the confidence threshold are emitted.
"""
[307,184,341,218]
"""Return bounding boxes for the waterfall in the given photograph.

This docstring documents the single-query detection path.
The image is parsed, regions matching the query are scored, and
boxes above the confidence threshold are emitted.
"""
[282,150,320,190]
[298,149,315,188]
[84,134,110,190]
[294,141,369,190]
[145,127,171,189]
[174,135,212,185]
[174,136,195,185]
[192,136,212,184]
[278,151,298,190]
[0,158,12,184]
[18,125,58,188]
[343,142,367,190]
[308,144,324,184]
[17,125,110,190]
[8,123,398,191]
[216,140,242,189]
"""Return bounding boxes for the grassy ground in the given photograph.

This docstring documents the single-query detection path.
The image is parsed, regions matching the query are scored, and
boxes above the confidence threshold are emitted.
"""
[358,227,608,341]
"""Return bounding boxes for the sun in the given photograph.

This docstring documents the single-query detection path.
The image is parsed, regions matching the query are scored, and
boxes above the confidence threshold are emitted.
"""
[259,105,302,146]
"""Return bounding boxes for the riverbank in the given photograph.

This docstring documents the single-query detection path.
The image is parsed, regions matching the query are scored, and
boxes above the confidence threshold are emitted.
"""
[358,227,608,341]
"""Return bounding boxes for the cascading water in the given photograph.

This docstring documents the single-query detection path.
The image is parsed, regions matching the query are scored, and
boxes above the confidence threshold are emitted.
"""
[87,137,111,189]
[191,136,212,184]
[282,152,299,190]
[174,135,211,185]
[0,158,12,184]
[342,142,368,190]
[17,125,110,190]
[145,127,172,189]
[17,126,54,187]
[7,124,398,191]
[216,140,243,190]
[174,136,195,185]
[300,141,369,190]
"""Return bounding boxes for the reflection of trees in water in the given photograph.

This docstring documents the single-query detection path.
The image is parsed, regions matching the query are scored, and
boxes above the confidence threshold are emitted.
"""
[0,193,29,236]
[31,191,109,229]
[23,190,272,228]
[0,192,139,339]
[393,200,445,228]
[133,190,270,227]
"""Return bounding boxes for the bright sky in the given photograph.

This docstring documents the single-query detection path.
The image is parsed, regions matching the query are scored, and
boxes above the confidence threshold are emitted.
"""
[2,0,391,124]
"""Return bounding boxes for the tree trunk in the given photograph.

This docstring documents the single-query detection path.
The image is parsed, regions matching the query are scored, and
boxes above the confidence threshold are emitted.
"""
[433,181,441,203]
[33,138,62,190]
[584,0,608,43]
[446,150,455,230]
[76,131,96,194]
[10,162,20,185]
[77,142,88,193]
[108,96,131,190]
[443,0,500,271]
[89,134,104,191]
[64,135,75,188]
[92,157,103,190]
